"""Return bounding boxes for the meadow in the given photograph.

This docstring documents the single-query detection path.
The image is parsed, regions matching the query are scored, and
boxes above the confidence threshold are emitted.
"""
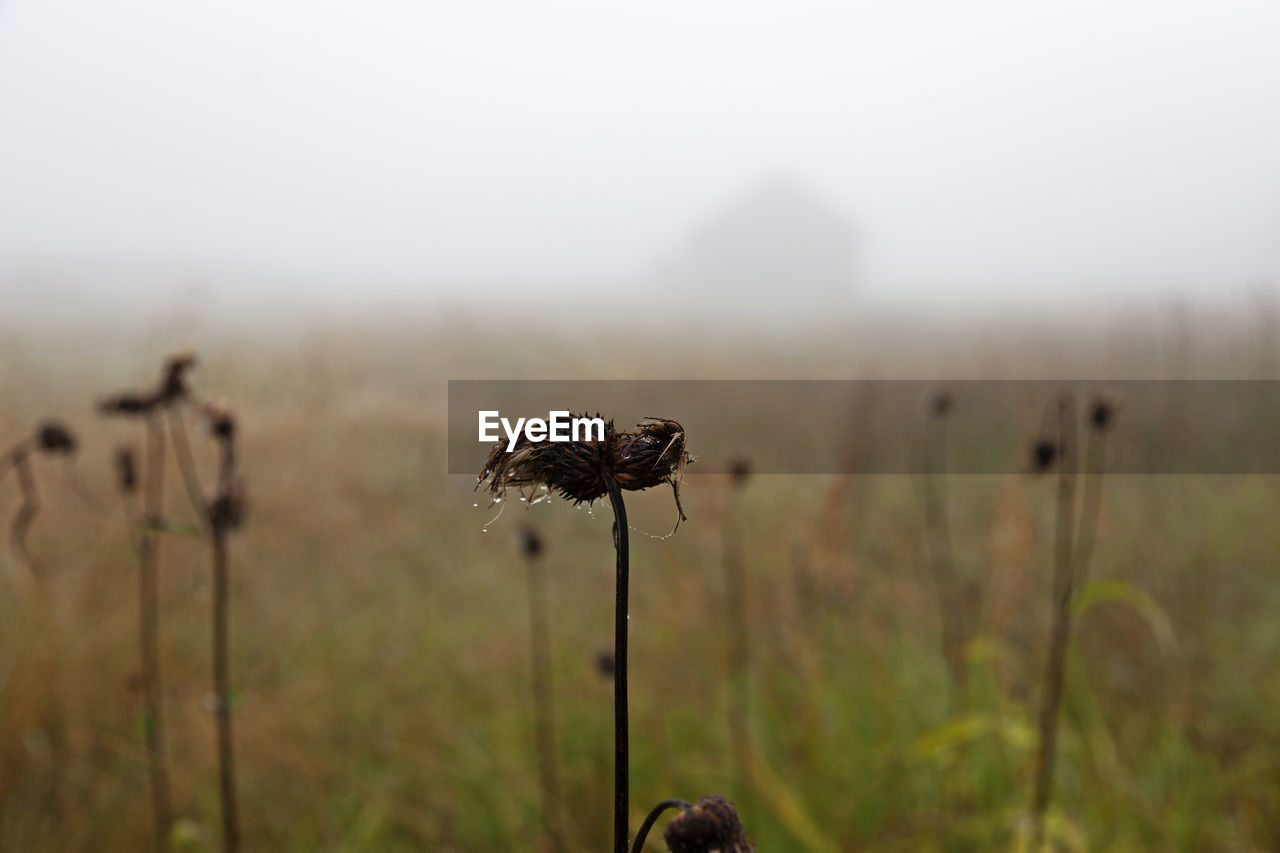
[1,303,1278,851]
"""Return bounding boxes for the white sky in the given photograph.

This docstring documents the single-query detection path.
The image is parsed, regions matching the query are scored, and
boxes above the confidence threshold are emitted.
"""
[2,1,1279,306]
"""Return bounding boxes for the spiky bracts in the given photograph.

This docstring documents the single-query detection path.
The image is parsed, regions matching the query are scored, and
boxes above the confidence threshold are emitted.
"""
[476,415,691,521]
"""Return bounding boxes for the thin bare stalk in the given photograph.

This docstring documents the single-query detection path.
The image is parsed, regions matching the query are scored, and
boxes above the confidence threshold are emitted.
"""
[723,479,750,803]
[606,477,630,853]
[921,400,967,701]
[630,799,689,853]
[210,420,241,853]
[139,414,172,852]
[524,539,564,852]
[1031,396,1078,848]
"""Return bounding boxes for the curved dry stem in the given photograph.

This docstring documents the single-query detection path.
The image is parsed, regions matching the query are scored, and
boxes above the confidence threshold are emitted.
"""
[606,477,630,853]
[631,799,690,853]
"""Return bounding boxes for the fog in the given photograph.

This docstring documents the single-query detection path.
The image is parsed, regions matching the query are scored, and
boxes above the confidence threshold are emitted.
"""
[2,1,1279,314]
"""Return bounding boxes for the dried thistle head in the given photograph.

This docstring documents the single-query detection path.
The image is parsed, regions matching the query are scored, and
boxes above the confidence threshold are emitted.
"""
[157,350,197,405]
[663,795,753,853]
[34,421,77,455]
[207,479,248,533]
[517,524,543,559]
[99,391,157,417]
[202,402,237,443]
[930,389,953,418]
[594,649,615,679]
[115,446,138,494]
[476,414,691,522]
[1089,395,1116,432]
[1031,438,1058,474]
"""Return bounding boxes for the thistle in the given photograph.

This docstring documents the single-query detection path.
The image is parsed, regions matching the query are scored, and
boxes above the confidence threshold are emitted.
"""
[1029,393,1115,848]
[478,414,691,853]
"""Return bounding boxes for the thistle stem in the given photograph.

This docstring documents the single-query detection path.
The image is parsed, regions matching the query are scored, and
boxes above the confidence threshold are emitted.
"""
[526,549,564,851]
[630,799,689,853]
[1031,396,1078,848]
[606,477,630,853]
[140,414,172,852]
[211,432,241,853]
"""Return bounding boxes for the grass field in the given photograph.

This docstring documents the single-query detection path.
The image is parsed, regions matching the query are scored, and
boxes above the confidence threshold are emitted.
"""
[1,307,1278,851]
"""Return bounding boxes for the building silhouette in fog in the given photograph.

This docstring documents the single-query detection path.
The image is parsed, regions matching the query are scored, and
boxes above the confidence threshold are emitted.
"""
[659,175,857,310]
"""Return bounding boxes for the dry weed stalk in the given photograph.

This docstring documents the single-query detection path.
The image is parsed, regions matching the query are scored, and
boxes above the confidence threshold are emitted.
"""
[100,357,194,853]
[518,525,565,852]
[1028,393,1114,848]
[478,415,691,853]
[2,421,78,575]
[722,457,751,805]
[204,403,245,853]
[920,389,971,702]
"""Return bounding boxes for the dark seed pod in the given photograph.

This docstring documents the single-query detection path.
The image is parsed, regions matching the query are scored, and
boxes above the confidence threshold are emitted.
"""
[517,525,543,559]
[156,351,197,405]
[203,403,237,442]
[930,389,953,418]
[594,649,615,679]
[207,479,248,533]
[99,391,157,416]
[34,421,77,455]
[1031,438,1058,474]
[1089,396,1115,432]
[115,446,138,494]
[663,795,754,853]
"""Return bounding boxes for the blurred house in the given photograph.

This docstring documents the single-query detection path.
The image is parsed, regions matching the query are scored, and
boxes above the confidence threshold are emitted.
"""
[658,176,857,310]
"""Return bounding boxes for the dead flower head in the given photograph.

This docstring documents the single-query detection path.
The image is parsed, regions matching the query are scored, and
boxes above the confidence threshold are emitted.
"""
[476,414,692,523]
[207,479,248,533]
[34,421,77,455]
[663,795,754,853]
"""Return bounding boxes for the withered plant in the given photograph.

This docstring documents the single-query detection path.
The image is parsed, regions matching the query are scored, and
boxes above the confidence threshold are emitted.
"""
[478,415,690,853]
[99,354,197,852]
[1028,393,1115,848]
[202,403,245,853]
[2,421,78,576]
[653,795,754,853]
[722,457,752,806]
[517,525,565,852]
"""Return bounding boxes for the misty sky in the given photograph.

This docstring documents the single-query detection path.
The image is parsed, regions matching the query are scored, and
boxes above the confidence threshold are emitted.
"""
[2,1,1279,305]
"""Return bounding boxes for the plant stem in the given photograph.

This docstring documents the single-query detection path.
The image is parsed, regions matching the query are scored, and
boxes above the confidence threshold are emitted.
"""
[140,414,172,852]
[526,550,564,851]
[1031,395,1078,848]
[630,799,689,853]
[212,529,239,852]
[211,433,241,853]
[723,485,750,802]
[606,477,630,853]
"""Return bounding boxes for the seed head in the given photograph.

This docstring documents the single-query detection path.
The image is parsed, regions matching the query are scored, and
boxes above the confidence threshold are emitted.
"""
[663,795,754,853]
[477,414,692,522]
[930,389,953,418]
[34,421,77,455]
[517,525,543,559]
[203,402,237,443]
[1089,395,1116,432]
[115,446,138,494]
[207,479,248,533]
[594,649,615,679]
[1031,438,1058,474]
[99,391,157,416]
[157,350,197,405]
